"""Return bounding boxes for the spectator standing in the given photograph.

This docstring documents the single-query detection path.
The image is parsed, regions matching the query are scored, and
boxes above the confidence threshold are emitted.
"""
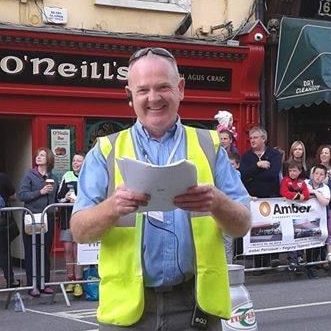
[240,126,282,271]
[0,172,19,288]
[287,140,308,175]
[57,152,85,297]
[18,147,58,297]
[305,164,331,278]
[280,160,309,270]
[70,47,251,330]
[310,145,331,266]
[218,129,239,156]
[312,145,331,182]
[224,151,242,264]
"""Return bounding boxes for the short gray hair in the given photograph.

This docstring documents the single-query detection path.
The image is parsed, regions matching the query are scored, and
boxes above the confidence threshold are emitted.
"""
[249,126,268,141]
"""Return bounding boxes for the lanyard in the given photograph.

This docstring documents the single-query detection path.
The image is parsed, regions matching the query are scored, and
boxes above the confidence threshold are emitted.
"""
[132,125,183,165]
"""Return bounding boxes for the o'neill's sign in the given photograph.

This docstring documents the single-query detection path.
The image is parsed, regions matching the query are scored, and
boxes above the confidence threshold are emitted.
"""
[0,49,232,90]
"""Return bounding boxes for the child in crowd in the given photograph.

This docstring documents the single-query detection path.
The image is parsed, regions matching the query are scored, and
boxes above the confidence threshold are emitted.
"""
[58,152,85,297]
[228,151,241,172]
[280,160,309,270]
[305,164,331,205]
[280,160,309,201]
[305,164,331,278]
[224,151,241,264]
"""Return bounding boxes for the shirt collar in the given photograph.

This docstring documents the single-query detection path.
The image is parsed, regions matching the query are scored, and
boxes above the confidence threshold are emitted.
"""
[308,179,323,189]
[134,117,181,143]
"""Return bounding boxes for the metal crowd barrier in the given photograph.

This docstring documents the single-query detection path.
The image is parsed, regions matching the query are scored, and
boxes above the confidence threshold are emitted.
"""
[0,206,39,312]
[1,203,329,311]
[40,203,99,307]
[233,238,331,275]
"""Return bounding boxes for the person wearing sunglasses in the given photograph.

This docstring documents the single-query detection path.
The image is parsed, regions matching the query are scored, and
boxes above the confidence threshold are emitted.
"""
[70,47,251,330]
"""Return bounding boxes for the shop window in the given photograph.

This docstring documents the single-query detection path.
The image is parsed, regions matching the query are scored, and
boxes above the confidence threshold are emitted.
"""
[85,118,134,151]
[288,102,331,163]
[182,120,215,130]
[95,0,189,13]
[47,125,77,181]
[85,118,215,151]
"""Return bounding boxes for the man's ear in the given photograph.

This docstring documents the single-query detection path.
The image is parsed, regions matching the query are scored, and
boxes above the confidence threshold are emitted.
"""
[178,77,185,101]
[125,86,133,106]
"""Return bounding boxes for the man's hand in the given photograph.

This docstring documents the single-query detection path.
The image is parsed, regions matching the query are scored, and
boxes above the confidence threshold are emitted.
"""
[71,185,150,243]
[257,160,270,169]
[108,185,150,219]
[174,184,251,238]
[173,185,217,213]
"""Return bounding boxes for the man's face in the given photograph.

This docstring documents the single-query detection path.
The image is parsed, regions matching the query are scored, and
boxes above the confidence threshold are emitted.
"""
[126,55,185,138]
[249,131,266,150]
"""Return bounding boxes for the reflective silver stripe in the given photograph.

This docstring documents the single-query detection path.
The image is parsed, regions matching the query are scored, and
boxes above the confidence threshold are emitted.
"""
[195,128,219,177]
[117,214,136,227]
[102,130,136,227]
[191,211,212,218]
[103,132,120,197]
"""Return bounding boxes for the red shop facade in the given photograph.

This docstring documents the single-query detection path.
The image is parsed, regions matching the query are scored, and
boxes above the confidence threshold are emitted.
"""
[0,22,267,178]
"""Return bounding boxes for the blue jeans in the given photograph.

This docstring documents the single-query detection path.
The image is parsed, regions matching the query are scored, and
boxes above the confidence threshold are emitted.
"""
[99,279,222,331]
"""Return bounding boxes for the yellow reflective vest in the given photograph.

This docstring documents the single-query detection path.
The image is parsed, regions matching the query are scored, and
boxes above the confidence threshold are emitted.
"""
[97,125,231,326]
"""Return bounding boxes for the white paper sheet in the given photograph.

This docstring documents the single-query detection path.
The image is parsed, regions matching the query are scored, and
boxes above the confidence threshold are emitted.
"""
[116,158,197,212]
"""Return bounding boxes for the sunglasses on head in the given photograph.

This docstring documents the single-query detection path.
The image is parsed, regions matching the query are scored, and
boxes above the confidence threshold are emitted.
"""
[128,47,175,65]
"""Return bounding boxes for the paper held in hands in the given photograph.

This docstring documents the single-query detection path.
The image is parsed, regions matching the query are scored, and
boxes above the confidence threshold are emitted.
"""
[116,158,197,212]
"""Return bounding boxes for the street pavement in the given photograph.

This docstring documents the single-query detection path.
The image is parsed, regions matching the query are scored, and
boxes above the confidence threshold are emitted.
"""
[1,268,331,331]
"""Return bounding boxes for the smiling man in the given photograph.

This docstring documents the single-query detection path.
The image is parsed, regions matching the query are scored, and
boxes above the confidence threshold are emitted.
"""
[70,48,251,330]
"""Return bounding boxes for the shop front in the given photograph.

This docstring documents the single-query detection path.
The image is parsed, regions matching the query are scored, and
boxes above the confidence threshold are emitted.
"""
[274,17,331,159]
[0,24,266,251]
[0,23,267,167]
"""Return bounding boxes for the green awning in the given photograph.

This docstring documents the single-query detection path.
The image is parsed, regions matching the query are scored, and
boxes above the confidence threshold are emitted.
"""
[274,17,331,111]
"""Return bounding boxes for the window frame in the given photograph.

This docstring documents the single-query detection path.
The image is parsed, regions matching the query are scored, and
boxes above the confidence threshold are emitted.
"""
[95,0,188,13]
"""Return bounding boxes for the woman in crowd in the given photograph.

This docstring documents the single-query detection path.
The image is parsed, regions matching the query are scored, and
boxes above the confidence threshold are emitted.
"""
[18,147,58,297]
[57,151,85,297]
[313,145,331,181]
[217,129,238,155]
[287,140,308,176]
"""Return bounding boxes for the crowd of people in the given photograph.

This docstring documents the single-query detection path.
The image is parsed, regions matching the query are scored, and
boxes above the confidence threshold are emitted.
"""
[0,149,85,297]
[216,121,331,279]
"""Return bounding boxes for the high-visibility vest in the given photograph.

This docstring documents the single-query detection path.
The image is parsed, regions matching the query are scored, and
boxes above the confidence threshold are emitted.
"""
[97,125,231,326]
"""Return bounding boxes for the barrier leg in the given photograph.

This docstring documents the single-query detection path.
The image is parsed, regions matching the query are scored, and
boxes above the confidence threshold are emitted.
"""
[14,292,26,312]
[60,283,71,307]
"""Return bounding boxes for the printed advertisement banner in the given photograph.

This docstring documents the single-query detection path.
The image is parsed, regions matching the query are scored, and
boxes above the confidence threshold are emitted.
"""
[77,242,100,265]
[243,198,328,255]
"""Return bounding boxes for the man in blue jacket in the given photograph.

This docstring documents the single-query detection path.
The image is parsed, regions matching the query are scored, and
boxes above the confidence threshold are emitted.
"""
[240,126,282,271]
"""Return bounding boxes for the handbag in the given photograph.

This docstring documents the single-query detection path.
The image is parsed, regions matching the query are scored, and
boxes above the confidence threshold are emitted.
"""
[0,212,20,242]
[24,213,48,234]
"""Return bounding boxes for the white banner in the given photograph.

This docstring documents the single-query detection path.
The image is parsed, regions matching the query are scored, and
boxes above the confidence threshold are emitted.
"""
[243,198,328,255]
[77,242,100,265]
